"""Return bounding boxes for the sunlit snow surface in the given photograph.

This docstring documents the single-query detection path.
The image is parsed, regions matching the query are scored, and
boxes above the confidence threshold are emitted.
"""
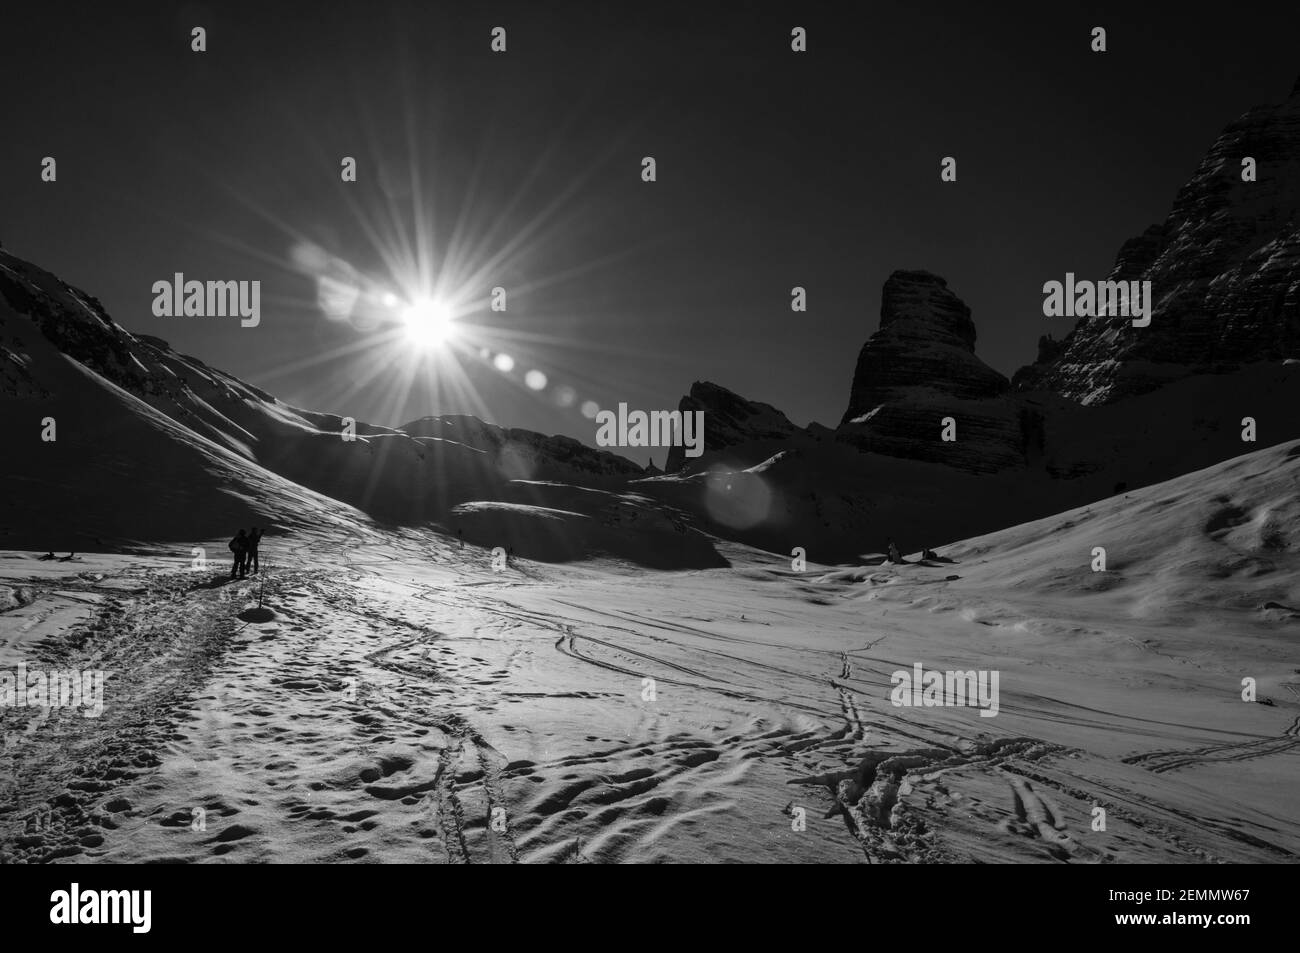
[2,439,1297,863]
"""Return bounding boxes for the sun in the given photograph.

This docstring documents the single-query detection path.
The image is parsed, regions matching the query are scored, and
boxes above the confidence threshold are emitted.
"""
[400,298,456,348]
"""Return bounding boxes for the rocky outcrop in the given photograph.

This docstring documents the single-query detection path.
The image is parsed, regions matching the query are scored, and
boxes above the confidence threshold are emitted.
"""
[1016,77,1300,403]
[0,252,160,399]
[663,274,1033,475]
[663,380,808,472]
[836,271,1028,473]
[836,398,1034,473]
[841,271,1010,422]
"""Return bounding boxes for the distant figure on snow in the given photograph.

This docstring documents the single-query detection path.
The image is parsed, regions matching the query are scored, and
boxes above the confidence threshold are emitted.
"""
[247,527,262,574]
[922,547,939,561]
[228,529,249,579]
[39,552,55,561]
[886,539,901,564]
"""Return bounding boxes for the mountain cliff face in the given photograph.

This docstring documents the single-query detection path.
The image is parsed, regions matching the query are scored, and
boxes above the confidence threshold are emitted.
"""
[835,270,1030,473]
[662,381,808,472]
[841,270,1010,419]
[1015,78,1300,403]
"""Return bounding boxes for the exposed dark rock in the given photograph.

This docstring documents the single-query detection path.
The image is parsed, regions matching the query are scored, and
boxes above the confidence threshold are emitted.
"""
[841,270,1009,424]
[836,271,1024,473]
[1016,78,1300,403]
[663,380,805,472]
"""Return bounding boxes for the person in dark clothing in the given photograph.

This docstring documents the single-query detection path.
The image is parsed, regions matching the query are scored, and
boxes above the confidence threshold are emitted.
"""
[886,539,901,564]
[247,527,262,574]
[229,529,249,579]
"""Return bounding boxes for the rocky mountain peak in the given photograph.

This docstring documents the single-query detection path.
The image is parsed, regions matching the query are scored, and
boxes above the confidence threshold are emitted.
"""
[877,269,979,350]
[663,381,805,472]
[1015,78,1300,403]
[840,270,1009,427]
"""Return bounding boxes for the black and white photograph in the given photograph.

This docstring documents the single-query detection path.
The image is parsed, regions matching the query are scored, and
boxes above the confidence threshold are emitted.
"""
[0,0,1296,925]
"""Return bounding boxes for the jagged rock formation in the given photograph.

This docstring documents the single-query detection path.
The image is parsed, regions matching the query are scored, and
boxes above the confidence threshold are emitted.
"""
[663,380,808,472]
[659,274,1035,476]
[836,270,1030,473]
[1016,77,1300,403]
[841,270,1010,420]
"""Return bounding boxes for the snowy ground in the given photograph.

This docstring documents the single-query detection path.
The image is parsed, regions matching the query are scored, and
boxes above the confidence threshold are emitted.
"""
[1,443,1297,864]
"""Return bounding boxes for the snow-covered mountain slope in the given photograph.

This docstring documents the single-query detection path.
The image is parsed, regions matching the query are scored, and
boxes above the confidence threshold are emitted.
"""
[0,252,375,549]
[401,414,643,484]
[0,248,663,554]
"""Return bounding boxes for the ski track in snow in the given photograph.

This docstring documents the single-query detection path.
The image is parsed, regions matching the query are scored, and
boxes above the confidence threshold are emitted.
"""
[1,524,1297,864]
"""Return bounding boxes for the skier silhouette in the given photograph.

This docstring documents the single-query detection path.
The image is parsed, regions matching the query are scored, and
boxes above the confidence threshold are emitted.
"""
[228,529,249,579]
[247,527,262,574]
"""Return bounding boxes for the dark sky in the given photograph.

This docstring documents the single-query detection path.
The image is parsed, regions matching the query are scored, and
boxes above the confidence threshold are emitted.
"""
[4,1,1298,464]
